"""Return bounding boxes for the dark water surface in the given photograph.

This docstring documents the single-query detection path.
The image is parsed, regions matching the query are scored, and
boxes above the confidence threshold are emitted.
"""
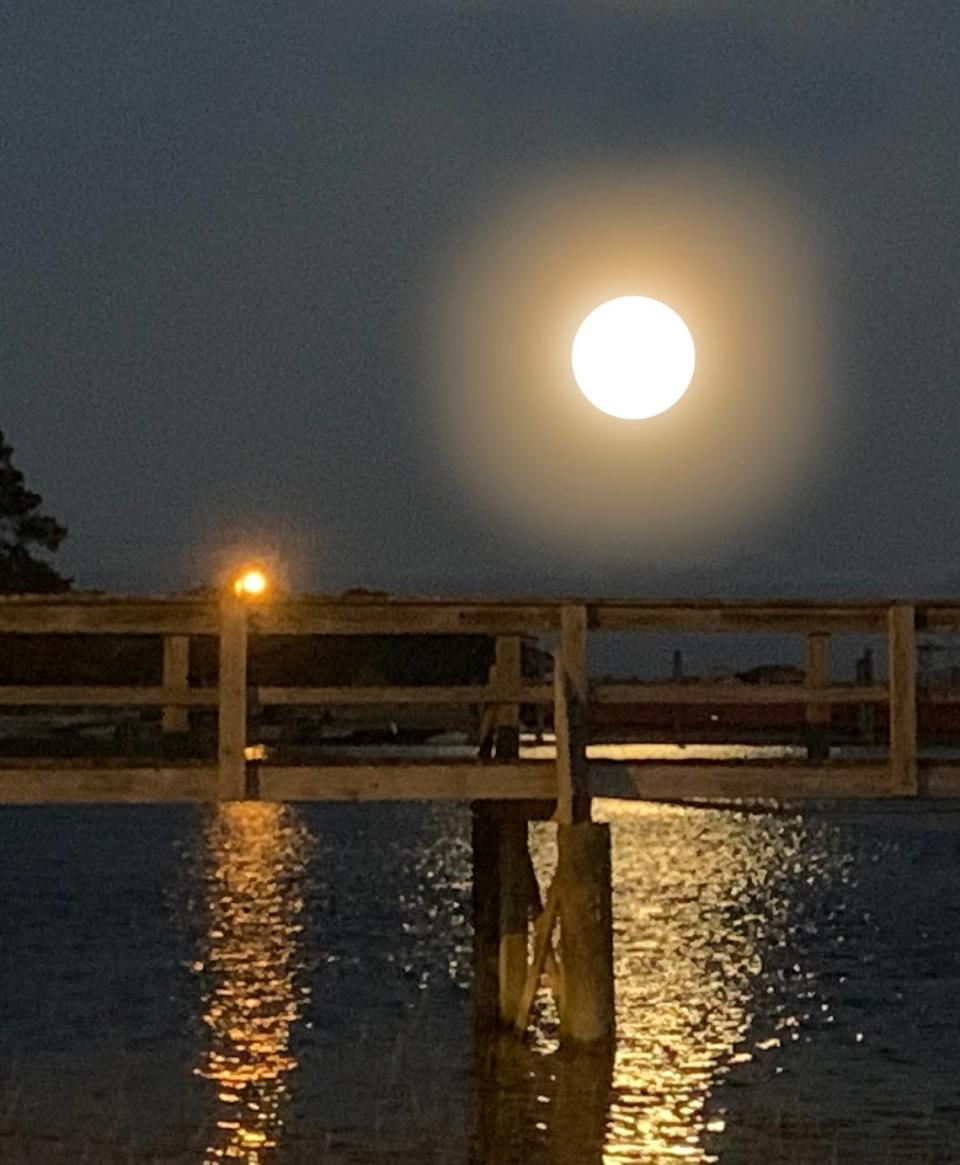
[2,797,960,1163]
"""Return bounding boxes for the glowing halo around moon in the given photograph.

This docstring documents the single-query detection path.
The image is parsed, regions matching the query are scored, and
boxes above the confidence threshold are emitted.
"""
[572,296,696,420]
[431,164,828,556]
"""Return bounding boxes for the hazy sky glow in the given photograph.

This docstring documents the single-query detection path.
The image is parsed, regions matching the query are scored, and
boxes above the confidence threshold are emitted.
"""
[3,3,959,595]
[435,166,824,559]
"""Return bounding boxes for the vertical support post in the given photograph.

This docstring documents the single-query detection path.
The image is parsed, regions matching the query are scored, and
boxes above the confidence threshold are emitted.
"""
[498,816,530,1026]
[472,806,535,1032]
[477,663,496,759]
[218,595,248,801]
[162,634,190,734]
[532,639,548,743]
[556,821,615,1046]
[493,635,522,760]
[472,805,501,1037]
[805,632,831,760]
[856,648,876,745]
[555,604,589,825]
[550,1040,615,1164]
[888,603,918,795]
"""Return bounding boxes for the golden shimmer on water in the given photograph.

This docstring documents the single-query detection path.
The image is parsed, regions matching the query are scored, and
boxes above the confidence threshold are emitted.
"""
[194,803,310,1164]
[528,798,812,1163]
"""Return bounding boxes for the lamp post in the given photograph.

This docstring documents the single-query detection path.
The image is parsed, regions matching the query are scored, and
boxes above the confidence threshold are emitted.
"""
[218,565,270,800]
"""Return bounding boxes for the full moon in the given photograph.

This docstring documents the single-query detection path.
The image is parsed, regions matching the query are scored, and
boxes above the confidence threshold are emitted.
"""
[571,296,696,420]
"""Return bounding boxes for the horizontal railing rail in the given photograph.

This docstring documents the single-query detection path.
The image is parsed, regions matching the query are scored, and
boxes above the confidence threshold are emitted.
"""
[591,682,889,706]
[0,594,959,802]
[1,593,960,636]
[256,683,554,706]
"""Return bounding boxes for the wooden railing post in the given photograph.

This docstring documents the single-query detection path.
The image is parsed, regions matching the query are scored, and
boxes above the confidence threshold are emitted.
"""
[494,635,522,760]
[855,647,876,744]
[888,603,918,795]
[805,632,831,760]
[218,595,248,800]
[162,634,190,734]
[555,604,589,825]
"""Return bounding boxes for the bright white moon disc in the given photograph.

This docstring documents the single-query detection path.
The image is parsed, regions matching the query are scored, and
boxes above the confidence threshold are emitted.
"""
[571,296,696,420]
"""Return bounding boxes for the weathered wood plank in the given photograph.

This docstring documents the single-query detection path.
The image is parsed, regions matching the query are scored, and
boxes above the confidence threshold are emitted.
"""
[592,603,887,633]
[514,874,560,1035]
[252,602,557,636]
[604,761,901,800]
[925,763,960,796]
[0,766,220,803]
[922,605,960,632]
[257,683,553,706]
[3,758,960,804]
[556,605,589,825]
[162,635,191,732]
[0,685,218,706]
[0,599,218,634]
[259,762,557,801]
[805,632,831,760]
[472,805,501,1034]
[805,633,831,716]
[0,594,954,640]
[494,636,522,759]
[498,815,529,1024]
[592,682,887,705]
[557,822,615,1045]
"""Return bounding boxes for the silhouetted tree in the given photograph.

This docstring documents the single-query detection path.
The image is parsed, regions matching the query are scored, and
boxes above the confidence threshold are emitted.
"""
[0,431,70,592]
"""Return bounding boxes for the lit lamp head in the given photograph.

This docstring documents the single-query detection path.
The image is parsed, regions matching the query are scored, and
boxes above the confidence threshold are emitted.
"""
[232,566,270,601]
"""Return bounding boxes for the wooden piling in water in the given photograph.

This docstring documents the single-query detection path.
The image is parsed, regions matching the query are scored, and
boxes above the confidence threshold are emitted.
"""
[497,816,530,1026]
[556,821,615,1046]
[218,597,248,800]
[472,804,537,1032]
[474,615,615,1046]
[471,804,502,1036]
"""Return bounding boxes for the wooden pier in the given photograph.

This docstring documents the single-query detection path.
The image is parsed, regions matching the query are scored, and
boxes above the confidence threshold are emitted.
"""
[3,591,960,1044]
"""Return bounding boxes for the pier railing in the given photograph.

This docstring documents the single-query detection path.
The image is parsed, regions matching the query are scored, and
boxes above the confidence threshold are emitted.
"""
[0,594,959,803]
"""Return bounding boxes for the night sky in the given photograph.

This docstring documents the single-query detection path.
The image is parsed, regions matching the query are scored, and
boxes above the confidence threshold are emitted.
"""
[4,3,959,597]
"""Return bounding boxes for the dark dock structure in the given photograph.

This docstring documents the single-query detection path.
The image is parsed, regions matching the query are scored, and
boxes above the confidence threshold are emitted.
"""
[2,592,959,1045]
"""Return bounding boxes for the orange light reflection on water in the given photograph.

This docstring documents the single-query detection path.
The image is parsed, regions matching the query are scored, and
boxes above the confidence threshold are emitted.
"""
[195,802,309,1164]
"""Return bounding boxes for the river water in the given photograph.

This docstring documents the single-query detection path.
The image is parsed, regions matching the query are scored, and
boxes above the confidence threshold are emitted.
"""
[3,787,960,1163]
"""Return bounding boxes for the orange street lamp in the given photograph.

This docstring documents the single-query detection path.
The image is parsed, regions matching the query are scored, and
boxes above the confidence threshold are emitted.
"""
[232,566,269,600]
